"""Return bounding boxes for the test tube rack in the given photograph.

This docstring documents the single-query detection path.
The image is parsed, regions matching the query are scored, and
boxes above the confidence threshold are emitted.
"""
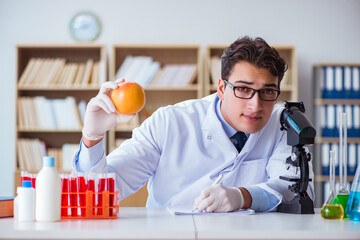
[61,190,119,219]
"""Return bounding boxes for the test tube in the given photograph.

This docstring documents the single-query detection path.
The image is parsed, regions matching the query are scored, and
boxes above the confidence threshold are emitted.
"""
[69,172,78,216]
[87,173,96,215]
[97,173,106,216]
[339,112,349,194]
[77,173,87,217]
[30,174,37,189]
[61,174,69,217]
[107,173,115,216]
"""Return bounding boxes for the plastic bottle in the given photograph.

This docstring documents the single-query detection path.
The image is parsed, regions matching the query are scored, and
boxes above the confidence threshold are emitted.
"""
[18,180,35,222]
[35,156,61,222]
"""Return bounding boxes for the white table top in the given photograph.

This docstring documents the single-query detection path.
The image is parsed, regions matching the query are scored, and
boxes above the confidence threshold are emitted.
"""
[193,209,360,240]
[0,208,359,240]
[0,207,195,239]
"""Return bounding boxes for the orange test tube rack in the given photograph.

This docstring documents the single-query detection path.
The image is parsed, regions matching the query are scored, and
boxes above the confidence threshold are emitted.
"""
[61,190,120,219]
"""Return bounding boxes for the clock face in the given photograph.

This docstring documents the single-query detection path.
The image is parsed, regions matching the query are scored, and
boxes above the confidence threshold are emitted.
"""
[70,12,101,42]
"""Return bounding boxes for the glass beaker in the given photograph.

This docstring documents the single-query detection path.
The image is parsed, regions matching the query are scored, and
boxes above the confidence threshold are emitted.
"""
[321,150,344,219]
[346,160,360,221]
[331,112,350,218]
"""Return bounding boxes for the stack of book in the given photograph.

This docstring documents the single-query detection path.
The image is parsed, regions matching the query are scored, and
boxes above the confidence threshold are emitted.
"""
[18,58,104,87]
[17,140,79,173]
[17,138,46,172]
[115,55,197,87]
[17,97,86,130]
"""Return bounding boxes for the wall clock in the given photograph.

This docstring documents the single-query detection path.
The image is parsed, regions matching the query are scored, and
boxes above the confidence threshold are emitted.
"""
[69,12,101,42]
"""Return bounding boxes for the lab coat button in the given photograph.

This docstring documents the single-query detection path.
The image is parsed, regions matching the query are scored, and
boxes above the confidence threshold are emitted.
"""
[207,135,212,140]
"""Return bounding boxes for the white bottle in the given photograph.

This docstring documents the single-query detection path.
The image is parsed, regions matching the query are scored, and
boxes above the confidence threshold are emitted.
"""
[35,156,61,222]
[18,180,35,221]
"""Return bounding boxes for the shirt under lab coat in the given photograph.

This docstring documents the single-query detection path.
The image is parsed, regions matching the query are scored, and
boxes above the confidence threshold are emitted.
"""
[74,93,315,211]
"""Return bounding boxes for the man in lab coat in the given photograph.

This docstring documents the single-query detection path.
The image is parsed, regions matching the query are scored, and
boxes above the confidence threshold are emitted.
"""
[74,36,314,212]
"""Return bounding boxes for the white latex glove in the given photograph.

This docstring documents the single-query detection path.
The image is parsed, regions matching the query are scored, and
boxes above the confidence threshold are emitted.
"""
[193,184,244,213]
[82,80,135,141]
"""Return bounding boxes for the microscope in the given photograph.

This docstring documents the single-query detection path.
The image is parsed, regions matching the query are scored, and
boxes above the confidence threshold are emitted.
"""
[277,101,316,214]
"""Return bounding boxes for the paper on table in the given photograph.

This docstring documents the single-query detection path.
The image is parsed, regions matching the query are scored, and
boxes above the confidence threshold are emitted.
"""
[167,207,255,215]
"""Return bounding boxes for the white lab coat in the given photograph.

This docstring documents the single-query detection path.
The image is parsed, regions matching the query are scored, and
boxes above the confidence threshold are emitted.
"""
[84,93,315,210]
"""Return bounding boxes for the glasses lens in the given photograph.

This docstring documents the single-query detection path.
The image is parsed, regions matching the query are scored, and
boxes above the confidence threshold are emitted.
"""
[259,89,278,101]
[234,87,254,99]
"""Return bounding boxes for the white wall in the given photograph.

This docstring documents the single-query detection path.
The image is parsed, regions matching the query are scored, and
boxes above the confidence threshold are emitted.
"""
[1,0,359,196]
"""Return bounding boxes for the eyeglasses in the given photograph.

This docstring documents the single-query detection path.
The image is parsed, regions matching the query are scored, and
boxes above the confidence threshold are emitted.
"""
[223,79,280,101]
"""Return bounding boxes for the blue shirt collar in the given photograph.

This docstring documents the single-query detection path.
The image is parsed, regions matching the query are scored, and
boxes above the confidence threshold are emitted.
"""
[215,98,249,138]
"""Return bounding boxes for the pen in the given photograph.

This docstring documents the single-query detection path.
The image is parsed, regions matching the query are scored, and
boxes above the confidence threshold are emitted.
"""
[192,174,224,212]
[211,174,224,186]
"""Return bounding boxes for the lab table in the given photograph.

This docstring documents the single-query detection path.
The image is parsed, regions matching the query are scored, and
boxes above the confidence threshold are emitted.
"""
[0,208,358,240]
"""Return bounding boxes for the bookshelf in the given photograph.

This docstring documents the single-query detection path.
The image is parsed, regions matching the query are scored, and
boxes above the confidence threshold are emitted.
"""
[15,44,107,190]
[313,63,360,207]
[204,45,298,102]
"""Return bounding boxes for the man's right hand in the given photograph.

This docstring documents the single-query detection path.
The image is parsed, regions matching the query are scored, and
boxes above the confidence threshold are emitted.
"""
[82,80,135,143]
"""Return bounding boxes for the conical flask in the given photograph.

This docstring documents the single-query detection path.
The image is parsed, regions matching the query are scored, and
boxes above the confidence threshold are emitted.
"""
[346,158,360,221]
[321,150,344,219]
[331,112,350,218]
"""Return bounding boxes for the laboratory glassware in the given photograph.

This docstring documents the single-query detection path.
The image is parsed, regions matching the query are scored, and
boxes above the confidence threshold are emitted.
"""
[321,150,344,219]
[331,112,350,218]
[346,159,360,221]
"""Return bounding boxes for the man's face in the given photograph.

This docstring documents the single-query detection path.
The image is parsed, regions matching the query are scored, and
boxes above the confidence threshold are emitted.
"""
[217,61,279,134]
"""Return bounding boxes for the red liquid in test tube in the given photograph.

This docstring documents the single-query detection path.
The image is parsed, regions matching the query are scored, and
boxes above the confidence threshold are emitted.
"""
[77,173,87,217]
[107,173,115,216]
[30,174,37,189]
[69,173,78,216]
[97,174,106,215]
[87,173,96,215]
[61,174,69,217]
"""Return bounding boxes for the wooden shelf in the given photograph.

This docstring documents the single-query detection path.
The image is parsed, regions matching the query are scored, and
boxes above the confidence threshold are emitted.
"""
[312,63,360,207]
[315,137,360,144]
[315,175,354,182]
[314,99,360,105]
[15,44,107,192]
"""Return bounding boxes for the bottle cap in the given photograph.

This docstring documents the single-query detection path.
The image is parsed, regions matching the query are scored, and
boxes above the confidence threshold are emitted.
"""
[22,180,32,188]
[43,156,55,167]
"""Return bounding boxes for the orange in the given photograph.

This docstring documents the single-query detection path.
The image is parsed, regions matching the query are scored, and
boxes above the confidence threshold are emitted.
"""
[110,81,146,114]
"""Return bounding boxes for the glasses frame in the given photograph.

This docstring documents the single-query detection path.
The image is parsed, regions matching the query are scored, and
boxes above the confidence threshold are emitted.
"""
[223,79,280,102]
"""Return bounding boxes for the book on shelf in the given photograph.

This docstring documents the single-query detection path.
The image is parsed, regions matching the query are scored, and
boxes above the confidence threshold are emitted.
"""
[317,66,360,99]
[73,63,86,86]
[18,58,99,87]
[154,64,197,87]
[81,59,94,86]
[90,61,99,86]
[62,144,79,172]
[18,96,83,130]
[315,104,360,138]
[0,197,14,218]
[17,138,46,172]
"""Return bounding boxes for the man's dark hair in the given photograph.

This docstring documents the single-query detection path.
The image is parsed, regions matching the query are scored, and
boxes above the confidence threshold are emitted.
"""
[221,36,288,87]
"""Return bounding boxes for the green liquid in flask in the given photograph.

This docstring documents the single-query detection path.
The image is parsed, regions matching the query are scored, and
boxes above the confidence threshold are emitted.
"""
[321,204,344,220]
[331,194,349,219]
